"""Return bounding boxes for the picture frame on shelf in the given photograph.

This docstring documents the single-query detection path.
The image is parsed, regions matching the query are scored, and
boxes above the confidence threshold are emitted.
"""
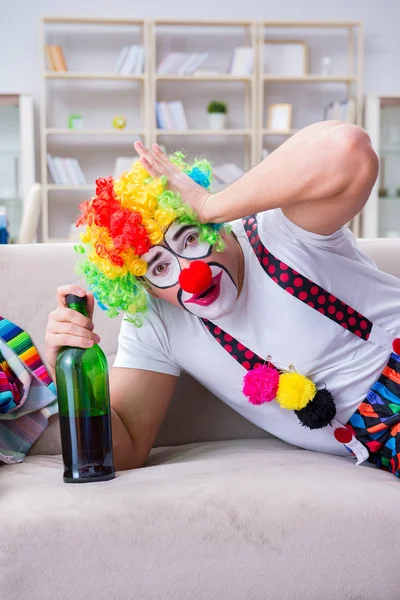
[263,40,308,77]
[267,103,292,131]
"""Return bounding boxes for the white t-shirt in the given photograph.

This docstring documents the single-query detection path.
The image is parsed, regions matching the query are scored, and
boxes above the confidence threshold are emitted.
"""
[114,209,400,456]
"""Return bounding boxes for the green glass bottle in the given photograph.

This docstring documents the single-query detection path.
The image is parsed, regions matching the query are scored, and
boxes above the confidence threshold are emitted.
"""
[55,293,115,483]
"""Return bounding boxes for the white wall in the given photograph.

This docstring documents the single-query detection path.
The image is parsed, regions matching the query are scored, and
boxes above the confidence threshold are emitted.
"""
[2,0,400,206]
[2,0,400,97]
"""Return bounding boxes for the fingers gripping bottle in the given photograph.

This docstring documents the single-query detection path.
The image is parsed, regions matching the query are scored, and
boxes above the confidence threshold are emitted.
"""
[55,294,115,483]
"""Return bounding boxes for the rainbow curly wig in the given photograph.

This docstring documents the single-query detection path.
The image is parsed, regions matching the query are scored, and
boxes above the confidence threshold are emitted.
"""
[75,152,228,325]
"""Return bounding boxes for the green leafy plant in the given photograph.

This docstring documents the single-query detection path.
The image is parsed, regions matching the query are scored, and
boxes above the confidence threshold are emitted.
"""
[207,101,227,114]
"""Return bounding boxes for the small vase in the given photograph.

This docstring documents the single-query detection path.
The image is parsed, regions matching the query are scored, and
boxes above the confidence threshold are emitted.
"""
[208,113,226,130]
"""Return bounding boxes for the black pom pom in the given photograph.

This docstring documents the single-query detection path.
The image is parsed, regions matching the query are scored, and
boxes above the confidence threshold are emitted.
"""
[295,388,336,430]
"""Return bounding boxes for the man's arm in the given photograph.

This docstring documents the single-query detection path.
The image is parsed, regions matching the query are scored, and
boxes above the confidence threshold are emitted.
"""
[45,284,177,472]
[110,367,177,470]
[208,121,379,235]
[134,121,379,236]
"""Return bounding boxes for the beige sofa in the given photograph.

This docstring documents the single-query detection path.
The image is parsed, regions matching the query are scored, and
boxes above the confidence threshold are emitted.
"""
[1,239,400,600]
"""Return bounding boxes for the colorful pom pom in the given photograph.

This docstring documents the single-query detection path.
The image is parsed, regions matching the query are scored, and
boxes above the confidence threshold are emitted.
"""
[242,364,279,405]
[295,388,336,429]
[276,372,317,411]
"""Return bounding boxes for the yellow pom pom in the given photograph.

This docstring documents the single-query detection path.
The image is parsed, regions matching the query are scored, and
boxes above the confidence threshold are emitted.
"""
[276,372,317,411]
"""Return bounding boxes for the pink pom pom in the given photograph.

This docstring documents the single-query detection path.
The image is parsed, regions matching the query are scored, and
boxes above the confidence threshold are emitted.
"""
[242,364,279,406]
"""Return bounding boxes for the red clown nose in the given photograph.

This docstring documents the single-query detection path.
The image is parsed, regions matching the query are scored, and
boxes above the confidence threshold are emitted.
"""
[179,261,212,294]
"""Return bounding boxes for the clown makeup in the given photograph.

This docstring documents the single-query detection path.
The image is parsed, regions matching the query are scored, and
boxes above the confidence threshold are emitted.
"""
[164,222,212,260]
[178,262,239,320]
[142,222,242,320]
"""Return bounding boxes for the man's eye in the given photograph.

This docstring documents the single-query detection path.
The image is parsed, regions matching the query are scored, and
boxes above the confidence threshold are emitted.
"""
[154,263,168,275]
[185,233,198,247]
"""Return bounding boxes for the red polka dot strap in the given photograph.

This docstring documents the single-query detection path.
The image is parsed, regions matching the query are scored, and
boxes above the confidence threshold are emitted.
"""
[243,214,372,341]
[201,321,265,371]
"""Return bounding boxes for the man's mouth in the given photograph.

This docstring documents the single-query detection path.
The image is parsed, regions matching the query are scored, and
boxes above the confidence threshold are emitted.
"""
[184,271,222,306]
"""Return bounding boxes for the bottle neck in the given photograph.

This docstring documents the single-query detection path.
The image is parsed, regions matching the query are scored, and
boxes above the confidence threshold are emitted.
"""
[67,302,88,318]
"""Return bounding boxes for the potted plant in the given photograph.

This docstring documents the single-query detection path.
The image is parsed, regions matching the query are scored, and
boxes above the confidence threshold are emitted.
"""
[207,101,227,130]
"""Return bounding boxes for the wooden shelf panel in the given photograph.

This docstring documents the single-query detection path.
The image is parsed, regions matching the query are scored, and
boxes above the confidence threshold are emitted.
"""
[156,74,253,82]
[262,129,298,136]
[262,75,356,83]
[261,21,361,28]
[45,72,145,81]
[42,17,145,25]
[46,128,143,136]
[46,185,94,191]
[156,129,252,136]
[155,19,254,27]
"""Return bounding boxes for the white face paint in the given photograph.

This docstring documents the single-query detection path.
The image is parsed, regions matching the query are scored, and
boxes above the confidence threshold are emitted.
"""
[142,221,239,320]
[142,246,180,289]
[178,263,238,320]
[164,222,211,260]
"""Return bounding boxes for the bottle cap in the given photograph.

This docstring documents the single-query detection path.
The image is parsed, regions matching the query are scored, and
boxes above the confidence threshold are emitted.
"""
[66,294,87,305]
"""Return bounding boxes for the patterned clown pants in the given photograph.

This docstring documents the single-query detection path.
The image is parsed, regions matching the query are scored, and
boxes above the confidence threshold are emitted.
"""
[348,352,400,477]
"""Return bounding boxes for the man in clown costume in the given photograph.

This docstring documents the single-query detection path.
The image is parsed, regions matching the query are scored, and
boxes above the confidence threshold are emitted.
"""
[46,120,400,478]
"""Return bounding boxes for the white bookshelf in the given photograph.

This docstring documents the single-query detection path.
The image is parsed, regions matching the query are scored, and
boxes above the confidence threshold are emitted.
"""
[150,19,258,175]
[40,17,364,242]
[258,21,364,236]
[40,16,149,242]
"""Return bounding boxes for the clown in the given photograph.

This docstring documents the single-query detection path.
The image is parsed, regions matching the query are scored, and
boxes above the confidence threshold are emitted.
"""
[46,121,400,479]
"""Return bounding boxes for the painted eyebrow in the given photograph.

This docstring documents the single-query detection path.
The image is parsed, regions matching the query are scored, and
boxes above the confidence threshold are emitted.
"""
[147,250,163,269]
[172,224,195,242]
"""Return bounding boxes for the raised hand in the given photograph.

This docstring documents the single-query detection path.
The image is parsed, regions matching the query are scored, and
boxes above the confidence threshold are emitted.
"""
[134,141,212,222]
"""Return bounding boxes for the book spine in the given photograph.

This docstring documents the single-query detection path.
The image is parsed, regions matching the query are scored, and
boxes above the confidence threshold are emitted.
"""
[160,102,173,129]
[155,103,164,129]
[51,46,65,72]
[46,154,59,184]
[135,46,145,75]
[72,159,87,185]
[45,45,56,71]
[114,45,129,73]
[52,157,69,185]
[65,159,80,185]
[120,46,137,75]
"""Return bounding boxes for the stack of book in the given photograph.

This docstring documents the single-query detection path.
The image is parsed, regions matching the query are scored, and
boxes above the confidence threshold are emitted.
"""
[157,52,208,76]
[114,45,145,75]
[45,45,68,72]
[47,155,87,186]
[229,47,253,76]
[212,163,244,189]
[156,101,188,130]
[324,98,357,123]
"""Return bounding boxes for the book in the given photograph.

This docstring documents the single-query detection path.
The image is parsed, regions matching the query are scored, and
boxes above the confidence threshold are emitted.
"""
[65,159,80,186]
[119,46,138,75]
[157,52,186,74]
[169,101,188,129]
[52,46,67,72]
[45,45,56,71]
[114,46,130,73]
[52,157,69,185]
[134,46,145,74]
[47,154,60,184]
[71,159,87,185]
[177,52,208,76]
[229,47,253,75]
[324,98,357,123]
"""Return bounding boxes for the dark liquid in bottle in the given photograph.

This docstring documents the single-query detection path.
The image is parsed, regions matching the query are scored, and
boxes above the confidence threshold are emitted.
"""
[59,413,115,483]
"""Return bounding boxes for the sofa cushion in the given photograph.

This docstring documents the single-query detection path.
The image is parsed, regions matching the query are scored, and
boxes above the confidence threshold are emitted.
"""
[1,438,399,600]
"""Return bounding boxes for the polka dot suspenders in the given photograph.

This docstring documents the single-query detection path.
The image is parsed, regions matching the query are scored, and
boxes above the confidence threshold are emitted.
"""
[200,214,391,460]
[202,213,373,364]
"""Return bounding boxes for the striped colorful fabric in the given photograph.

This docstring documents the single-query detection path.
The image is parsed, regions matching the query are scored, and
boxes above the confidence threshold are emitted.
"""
[0,316,57,464]
[348,352,400,476]
[0,317,55,391]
